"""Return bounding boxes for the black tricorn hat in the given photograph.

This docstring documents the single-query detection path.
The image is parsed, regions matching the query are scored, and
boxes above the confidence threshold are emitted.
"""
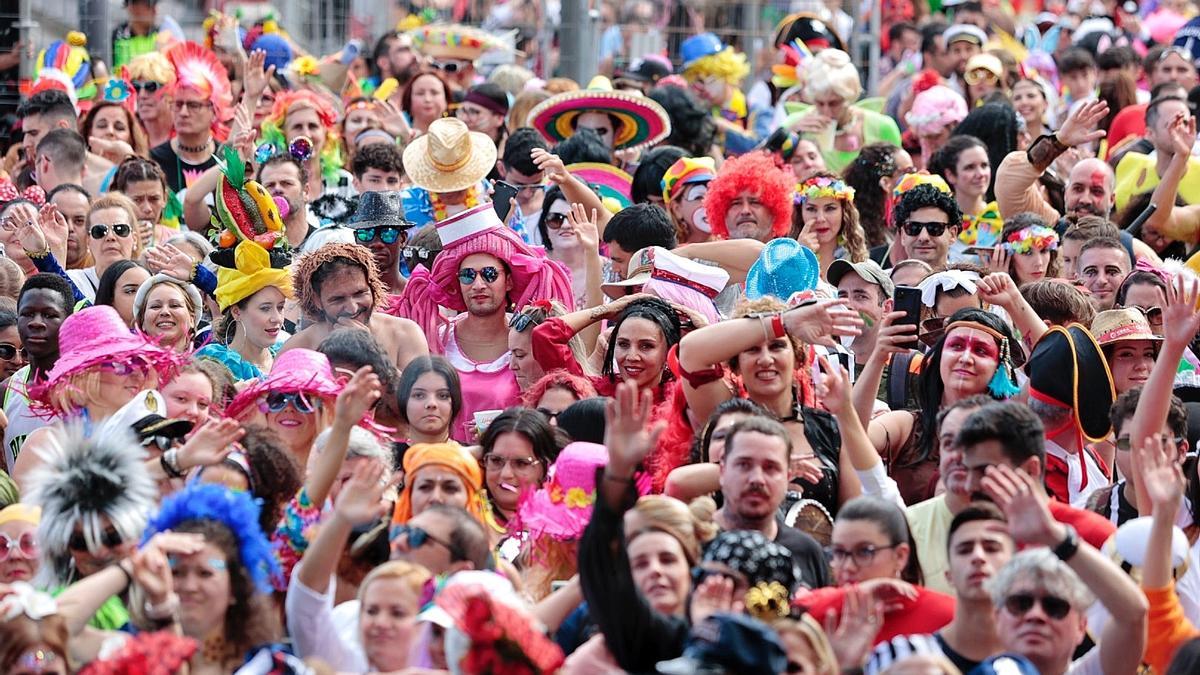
[1027,324,1116,441]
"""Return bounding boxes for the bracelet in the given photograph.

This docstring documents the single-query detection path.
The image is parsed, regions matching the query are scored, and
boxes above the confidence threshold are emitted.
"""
[758,315,772,343]
[160,448,184,479]
[113,560,134,589]
[771,313,786,339]
[25,248,49,259]
[144,594,180,621]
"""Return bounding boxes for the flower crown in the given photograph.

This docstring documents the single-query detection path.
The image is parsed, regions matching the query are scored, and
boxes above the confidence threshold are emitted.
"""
[796,176,854,204]
[1001,225,1059,255]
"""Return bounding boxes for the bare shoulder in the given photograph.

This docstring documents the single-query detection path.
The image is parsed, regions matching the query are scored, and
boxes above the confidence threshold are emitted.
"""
[281,324,325,353]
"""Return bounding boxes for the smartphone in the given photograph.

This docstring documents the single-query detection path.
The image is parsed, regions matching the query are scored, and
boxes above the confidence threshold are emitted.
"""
[492,181,519,222]
[893,285,923,345]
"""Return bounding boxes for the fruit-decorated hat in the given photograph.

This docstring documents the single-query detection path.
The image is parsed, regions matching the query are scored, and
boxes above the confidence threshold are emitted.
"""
[528,80,671,151]
[209,146,292,270]
[408,23,514,63]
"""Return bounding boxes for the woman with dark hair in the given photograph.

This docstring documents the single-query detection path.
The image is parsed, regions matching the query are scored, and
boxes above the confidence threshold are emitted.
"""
[555,396,607,444]
[1116,270,1169,320]
[400,70,451,135]
[478,406,564,529]
[867,307,1023,504]
[931,135,1003,252]
[534,189,600,312]
[93,259,149,326]
[843,143,914,248]
[796,495,954,646]
[992,213,1061,285]
[950,103,1020,203]
[647,86,718,159]
[0,303,25,381]
[80,100,151,165]
[395,355,462,458]
[531,295,683,405]
[631,146,687,205]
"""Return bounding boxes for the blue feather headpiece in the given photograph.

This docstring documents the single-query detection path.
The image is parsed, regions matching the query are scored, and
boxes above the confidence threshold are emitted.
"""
[142,484,280,594]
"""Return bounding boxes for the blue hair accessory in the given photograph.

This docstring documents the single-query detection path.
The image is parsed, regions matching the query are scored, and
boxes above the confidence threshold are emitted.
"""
[142,483,280,594]
[987,336,1021,399]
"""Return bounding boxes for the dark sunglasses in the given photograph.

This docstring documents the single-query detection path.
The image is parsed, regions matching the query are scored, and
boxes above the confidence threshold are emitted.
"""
[259,391,321,414]
[354,226,402,245]
[0,343,18,361]
[68,526,123,552]
[1003,592,1072,620]
[902,221,951,237]
[458,266,500,285]
[90,223,132,239]
[536,407,560,421]
[390,524,463,560]
[509,313,541,332]
[131,80,162,94]
[544,213,568,229]
[432,59,469,73]
[0,531,36,561]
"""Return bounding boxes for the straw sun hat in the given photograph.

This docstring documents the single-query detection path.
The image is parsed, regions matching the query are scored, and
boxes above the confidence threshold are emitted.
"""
[402,118,498,194]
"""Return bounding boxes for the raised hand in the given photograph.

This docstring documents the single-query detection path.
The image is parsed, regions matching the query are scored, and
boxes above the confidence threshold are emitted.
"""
[568,202,600,252]
[531,148,570,185]
[88,136,135,163]
[871,310,918,356]
[781,299,863,347]
[857,577,918,612]
[334,365,383,428]
[1138,433,1185,513]
[1169,112,1196,159]
[334,459,396,527]
[814,355,852,416]
[825,584,884,669]
[176,418,244,471]
[144,243,198,279]
[977,271,1022,309]
[1055,99,1109,148]
[980,463,1063,548]
[242,49,276,104]
[603,380,665,477]
[133,531,206,604]
[689,574,743,625]
[377,100,414,142]
[1162,273,1200,349]
[14,211,47,255]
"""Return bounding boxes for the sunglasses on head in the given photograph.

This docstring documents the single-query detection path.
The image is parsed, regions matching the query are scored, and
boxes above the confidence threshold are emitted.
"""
[90,223,132,240]
[259,391,322,414]
[509,313,540,332]
[0,531,36,561]
[131,80,161,94]
[544,213,568,229]
[1003,592,1073,620]
[390,524,464,560]
[0,343,18,361]
[458,266,500,285]
[68,526,123,552]
[902,221,951,237]
[355,226,403,245]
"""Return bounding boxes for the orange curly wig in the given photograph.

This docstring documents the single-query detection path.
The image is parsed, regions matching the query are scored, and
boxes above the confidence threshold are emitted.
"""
[703,151,795,240]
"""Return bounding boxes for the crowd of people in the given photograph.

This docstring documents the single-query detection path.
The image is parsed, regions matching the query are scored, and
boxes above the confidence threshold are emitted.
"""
[8,0,1200,673]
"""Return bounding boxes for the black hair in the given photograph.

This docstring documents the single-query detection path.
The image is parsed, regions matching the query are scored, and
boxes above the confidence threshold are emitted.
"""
[536,185,566,252]
[45,183,90,202]
[1115,269,1169,307]
[257,154,311,191]
[631,145,687,204]
[552,128,611,166]
[1110,387,1187,440]
[601,296,682,383]
[466,82,509,113]
[0,304,16,332]
[1167,637,1200,675]
[893,183,962,230]
[35,128,86,172]
[395,355,463,428]
[1096,45,1138,71]
[318,327,400,401]
[423,503,492,569]
[951,103,1019,202]
[723,416,792,464]
[350,142,404,179]
[110,156,167,194]
[694,397,773,463]
[16,89,76,123]
[946,501,1007,552]
[555,397,608,444]
[371,31,403,81]
[929,135,988,187]
[93,260,145,310]
[1146,95,1188,130]
[889,21,919,43]
[18,273,74,317]
[479,406,566,485]
[647,87,717,158]
[843,143,902,248]
[913,308,1019,464]
[601,202,677,252]
[235,424,303,535]
[502,127,548,176]
[837,495,924,585]
[921,22,949,57]
[957,400,1046,468]
[1058,47,1098,75]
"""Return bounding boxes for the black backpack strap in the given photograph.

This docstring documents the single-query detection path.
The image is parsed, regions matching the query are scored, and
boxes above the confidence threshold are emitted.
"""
[887,351,915,411]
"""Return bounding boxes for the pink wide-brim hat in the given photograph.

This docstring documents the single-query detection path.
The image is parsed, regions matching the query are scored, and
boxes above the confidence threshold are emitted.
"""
[512,442,650,541]
[225,348,343,419]
[31,305,184,401]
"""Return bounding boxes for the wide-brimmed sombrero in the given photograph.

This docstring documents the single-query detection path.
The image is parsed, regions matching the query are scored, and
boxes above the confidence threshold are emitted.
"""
[407,23,513,62]
[566,162,633,209]
[529,81,671,151]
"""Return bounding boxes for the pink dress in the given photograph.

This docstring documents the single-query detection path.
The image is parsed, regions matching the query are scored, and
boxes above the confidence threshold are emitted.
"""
[442,320,521,442]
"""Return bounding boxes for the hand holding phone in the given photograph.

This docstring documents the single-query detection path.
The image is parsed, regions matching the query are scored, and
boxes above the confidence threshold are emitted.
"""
[892,285,923,345]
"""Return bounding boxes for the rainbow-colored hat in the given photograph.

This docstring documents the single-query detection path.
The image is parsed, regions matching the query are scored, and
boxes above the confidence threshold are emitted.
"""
[661,156,716,203]
[568,162,633,209]
[529,82,671,151]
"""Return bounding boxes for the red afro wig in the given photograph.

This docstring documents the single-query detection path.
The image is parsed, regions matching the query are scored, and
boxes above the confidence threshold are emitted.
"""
[703,151,795,240]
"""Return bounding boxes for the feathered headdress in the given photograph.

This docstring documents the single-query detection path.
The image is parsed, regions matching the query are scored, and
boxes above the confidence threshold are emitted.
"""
[142,484,281,594]
[24,421,157,587]
[166,41,234,141]
[209,145,291,269]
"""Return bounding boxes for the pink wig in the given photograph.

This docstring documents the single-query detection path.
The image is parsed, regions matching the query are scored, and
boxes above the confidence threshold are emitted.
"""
[703,151,794,240]
[392,226,575,353]
[905,85,967,137]
[166,41,233,142]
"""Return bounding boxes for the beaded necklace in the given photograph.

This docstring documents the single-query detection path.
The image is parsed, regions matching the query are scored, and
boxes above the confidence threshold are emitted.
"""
[430,186,479,221]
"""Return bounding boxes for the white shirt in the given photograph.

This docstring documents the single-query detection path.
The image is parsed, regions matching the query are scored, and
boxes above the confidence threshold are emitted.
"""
[285,574,367,672]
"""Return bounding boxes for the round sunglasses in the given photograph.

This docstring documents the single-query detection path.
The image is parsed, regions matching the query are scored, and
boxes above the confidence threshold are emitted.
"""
[354,226,403,245]
[458,266,501,285]
[258,391,322,415]
[90,223,133,240]
[0,531,37,561]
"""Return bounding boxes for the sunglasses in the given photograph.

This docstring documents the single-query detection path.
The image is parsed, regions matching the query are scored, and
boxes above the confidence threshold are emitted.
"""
[403,245,433,261]
[1128,305,1164,328]
[536,407,560,421]
[390,524,463,560]
[509,313,540,332]
[259,391,321,415]
[99,358,151,376]
[1003,592,1073,620]
[902,221,951,237]
[482,453,542,472]
[0,343,18,361]
[432,59,470,73]
[355,226,403,245]
[544,213,568,230]
[0,531,36,561]
[458,266,500,285]
[89,223,132,240]
[131,80,162,94]
[964,68,1000,86]
[68,526,123,552]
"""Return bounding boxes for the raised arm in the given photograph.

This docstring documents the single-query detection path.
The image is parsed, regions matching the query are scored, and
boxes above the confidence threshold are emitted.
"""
[533,148,611,230]
[851,309,916,424]
[976,272,1047,347]
[1145,114,1200,247]
[569,203,606,351]
[673,239,765,285]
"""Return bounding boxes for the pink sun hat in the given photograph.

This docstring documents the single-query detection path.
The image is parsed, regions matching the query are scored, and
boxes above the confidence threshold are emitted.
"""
[225,348,344,419]
[29,305,184,406]
[511,442,650,541]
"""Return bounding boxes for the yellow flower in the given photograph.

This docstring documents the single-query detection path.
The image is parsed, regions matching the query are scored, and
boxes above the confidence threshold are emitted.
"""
[290,55,319,77]
[548,483,564,504]
[744,581,790,621]
[564,487,594,509]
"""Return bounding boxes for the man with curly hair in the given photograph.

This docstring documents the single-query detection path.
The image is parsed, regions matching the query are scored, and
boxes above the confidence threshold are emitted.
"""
[702,151,794,243]
[280,242,427,372]
[894,183,963,271]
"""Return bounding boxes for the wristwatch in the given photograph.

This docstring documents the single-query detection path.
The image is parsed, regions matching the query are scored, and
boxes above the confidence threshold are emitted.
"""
[1052,524,1079,562]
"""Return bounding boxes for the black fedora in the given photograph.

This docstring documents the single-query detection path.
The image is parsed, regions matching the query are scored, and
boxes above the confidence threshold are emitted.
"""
[347,191,411,230]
